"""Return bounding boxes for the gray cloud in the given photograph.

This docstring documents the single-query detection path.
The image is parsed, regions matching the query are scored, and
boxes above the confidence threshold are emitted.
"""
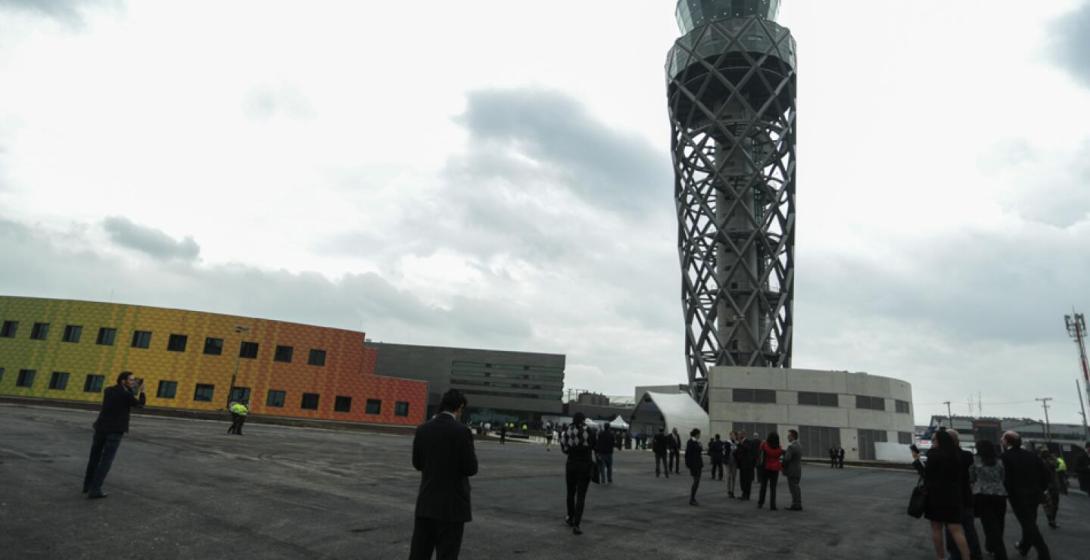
[980,140,1090,228]
[102,216,201,262]
[0,0,113,26]
[1051,1,1090,87]
[244,85,315,121]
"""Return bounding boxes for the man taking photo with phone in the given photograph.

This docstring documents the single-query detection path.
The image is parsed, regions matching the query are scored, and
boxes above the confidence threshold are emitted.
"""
[83,371,146,499]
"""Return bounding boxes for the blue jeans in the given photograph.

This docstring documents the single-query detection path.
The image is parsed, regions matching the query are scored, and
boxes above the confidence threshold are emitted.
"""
[83,431,124,494]
[598,453,613,483]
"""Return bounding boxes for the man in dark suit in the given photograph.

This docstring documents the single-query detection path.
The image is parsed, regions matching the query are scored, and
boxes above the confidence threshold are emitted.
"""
[1001,431,1051,560]
[83,371,145,499]
[735,433,757,500]
[410,389,478,560]
[652,428,669,478]
[668,427,682,474]
[595,423,615,484]
[707,434,725,481]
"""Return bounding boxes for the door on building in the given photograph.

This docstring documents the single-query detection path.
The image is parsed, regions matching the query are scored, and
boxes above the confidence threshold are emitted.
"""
[857,429,888,461]
[798,426,841,458]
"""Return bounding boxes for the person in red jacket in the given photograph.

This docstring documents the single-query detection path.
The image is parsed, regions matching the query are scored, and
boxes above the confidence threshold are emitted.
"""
[757,432,784,510]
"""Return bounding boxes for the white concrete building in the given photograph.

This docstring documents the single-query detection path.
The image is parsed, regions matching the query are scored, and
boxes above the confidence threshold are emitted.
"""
[709,366,915,461]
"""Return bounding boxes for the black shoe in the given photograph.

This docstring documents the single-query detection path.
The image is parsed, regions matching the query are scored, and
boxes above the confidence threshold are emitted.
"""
[770,505,777,511]
[787,505,802,511]
[87,491,108,499]
[572,526,583,535]
[565,516,573,527]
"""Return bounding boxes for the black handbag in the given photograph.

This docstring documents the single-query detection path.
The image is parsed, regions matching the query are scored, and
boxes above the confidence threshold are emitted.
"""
[907,477,926,518]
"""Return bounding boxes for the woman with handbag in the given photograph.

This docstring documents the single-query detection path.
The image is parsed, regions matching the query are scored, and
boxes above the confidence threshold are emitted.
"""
[757,432,784,510]
[920,430,972,560]
[560,412,597,535]
[971,440,1008,560]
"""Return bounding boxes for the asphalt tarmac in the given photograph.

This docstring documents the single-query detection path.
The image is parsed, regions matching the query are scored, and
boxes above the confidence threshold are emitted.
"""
[1,403,1086,559]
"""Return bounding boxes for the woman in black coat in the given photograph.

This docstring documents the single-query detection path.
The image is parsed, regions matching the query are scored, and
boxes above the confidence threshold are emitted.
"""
[685,428,704,506]
[917,430,971,560]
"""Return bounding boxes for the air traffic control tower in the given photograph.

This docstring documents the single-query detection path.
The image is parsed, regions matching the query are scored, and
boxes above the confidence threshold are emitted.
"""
[667,0,797,408]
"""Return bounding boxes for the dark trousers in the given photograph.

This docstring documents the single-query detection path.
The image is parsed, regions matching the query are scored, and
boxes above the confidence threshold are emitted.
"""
[710,458,723,480]
[655,453,669,477]
[227,414,246,434]
[598,453,613,483]
[975,494,1008,560]
[787,475,801,508]
[758,469,779,508]
[1011,500,1050,560]
[669,449,680,473]
[83,431,123,493]
[945,506,982,560]
[565,462,591,527]
[690,466,702,502]
[739,467,754,499]
[409,517,465,560]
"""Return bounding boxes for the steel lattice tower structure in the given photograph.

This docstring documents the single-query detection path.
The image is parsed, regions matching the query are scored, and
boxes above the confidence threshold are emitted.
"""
[666,0,796,408]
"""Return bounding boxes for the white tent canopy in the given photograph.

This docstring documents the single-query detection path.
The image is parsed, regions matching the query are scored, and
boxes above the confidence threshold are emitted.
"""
[629,391,709,437]
[607,415,629,430]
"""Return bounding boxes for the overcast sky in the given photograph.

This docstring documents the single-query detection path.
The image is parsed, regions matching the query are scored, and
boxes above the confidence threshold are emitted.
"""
[2,0,1089,425]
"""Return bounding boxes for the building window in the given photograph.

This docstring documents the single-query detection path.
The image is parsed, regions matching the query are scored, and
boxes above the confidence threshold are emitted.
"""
[856,395,885,411]
[83,374,105,393]
[334,396,352,412]
[798,425,841,458]
[395,401,410,417]
[733,422,778,440]
[131,330,152,349]
[308,349,326,367]
[48,371,70,390]
[274,345,294,363]
[62,325,83,343]
[239,341,259,359]
[0,320,17,338]
[229,387,251,404]
[30,322,50,340]
[898,432,913,445]
[266,390,286,408]
[797,391,839,407]
[194,384,215,402]
[203,337,224,355]
[157,380,178,399]
[16,369,36,387]
[732,388,776,403]
[167,334,188,352]
[96,328,117,346]
[365,399,382,415]
[301,393,320,410]
[895,399,911,414]
[0,367,4,383]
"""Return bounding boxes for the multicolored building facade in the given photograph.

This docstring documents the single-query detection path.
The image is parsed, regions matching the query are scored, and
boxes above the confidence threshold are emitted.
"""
[0,295,427,426]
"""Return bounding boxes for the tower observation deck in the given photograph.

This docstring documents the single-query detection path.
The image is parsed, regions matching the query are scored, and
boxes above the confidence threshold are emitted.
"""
[666,0,796,408]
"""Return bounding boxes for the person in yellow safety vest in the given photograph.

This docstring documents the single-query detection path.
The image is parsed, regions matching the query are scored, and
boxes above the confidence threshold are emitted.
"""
[1056,455,1068,494]
[227,401,249,435]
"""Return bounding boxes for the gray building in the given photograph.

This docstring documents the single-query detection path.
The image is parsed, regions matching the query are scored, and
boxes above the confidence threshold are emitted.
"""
[366,342,564,424]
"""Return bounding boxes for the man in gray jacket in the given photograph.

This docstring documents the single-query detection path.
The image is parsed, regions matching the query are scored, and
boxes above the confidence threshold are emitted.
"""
[782,429,803,511]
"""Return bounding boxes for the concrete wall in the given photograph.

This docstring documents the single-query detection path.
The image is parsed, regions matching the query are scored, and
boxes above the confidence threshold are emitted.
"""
[708,366,915,461]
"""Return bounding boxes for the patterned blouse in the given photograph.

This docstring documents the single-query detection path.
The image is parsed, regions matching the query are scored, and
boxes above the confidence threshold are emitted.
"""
[970,458,1007,496]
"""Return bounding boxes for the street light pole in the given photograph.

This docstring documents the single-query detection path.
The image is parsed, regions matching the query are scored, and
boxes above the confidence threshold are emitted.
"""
[1035,397,1053,443]
[1078,379,1090,442]
[1065,312,1090,417]
[943,401,953,426]
[226,325,250,410]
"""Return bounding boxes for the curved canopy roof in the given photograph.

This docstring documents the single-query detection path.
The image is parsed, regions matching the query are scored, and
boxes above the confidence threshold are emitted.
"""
[629,391,710,437]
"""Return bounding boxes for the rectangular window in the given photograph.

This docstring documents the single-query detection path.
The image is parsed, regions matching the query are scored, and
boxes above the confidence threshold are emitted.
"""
[167,334,188,352]
[898,432,913,445]
[0,320,17,338]
[732,421,778,441]
[194,383,215,402]
[365,399,382,415]
[334,396,352,412]
[266,390,286,408]
[16,369,36,387]
[300,393,320,410]
[30,322,50,340]
[0,367,4,383]
[131,330,152,349]
[395,401,410,417]
[96,327,117,346]
[274,345,294,363]
[895,399,911,414]
[157,380,178,399]
[229,387,251,404]
[308,349,326,366]
[48,371,70,390]
[239,341,259,359]
[62,325,83,343]
[797,391,839,407]
[732,388,776,403]
[203,337,224,355]
[83,374,105,393]
[856,395,885,411]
